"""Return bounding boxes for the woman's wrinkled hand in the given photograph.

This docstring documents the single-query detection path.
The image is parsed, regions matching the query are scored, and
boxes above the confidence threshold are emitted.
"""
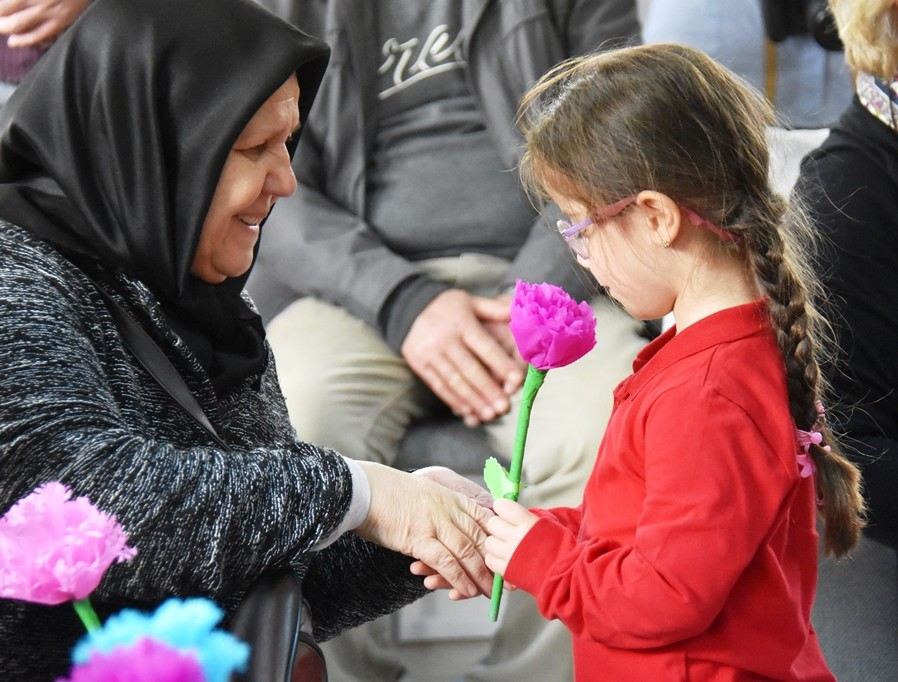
[355,461,493,598]
[412,466,494,509]
[411,497,536,599]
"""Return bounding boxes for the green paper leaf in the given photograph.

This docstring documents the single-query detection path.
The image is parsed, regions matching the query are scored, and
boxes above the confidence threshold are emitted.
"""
[483,456,517,500]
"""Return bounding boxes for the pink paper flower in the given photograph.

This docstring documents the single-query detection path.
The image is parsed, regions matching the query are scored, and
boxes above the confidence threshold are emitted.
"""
[0,482,136,605]
[509,280,597,370]
[58,637,204,682]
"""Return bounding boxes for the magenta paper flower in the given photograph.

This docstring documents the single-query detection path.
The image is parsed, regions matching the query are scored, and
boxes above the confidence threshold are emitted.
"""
[509,280,596,370]
[488,281,597,621]
[58,637,204,682]
[0,482,137,605]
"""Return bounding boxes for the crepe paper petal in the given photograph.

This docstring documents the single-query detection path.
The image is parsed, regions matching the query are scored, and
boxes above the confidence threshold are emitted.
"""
[73,597,249,682]
[58,638,204,682]
[483,457,518,500]
[509,280,597,370]
[0,482,136,606]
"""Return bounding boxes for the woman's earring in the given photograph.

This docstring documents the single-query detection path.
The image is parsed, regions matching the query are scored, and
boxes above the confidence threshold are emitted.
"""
[661,238,671,248]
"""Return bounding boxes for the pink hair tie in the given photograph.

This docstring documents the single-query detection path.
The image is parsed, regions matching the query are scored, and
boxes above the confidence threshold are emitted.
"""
[795,428,829,478]
[682,208,739,243]
[796,428,823,450]
[795,453,816,479]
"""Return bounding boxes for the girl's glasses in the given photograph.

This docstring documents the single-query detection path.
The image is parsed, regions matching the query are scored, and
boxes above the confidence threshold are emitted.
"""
[556,195,737,258]
[556,196,636,258]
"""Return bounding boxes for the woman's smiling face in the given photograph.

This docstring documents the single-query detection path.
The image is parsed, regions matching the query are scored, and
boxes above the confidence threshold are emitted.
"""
[191,74,300,284]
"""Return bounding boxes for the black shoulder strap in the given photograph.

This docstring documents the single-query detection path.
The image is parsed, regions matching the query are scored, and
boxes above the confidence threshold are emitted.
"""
[97,289,228,449]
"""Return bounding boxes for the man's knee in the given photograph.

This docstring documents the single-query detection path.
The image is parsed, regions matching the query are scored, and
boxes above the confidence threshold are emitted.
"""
[265,297,424,459]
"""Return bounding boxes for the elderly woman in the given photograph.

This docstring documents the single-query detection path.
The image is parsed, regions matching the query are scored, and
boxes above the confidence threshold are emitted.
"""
[796,0,898,548]
[0,0,491,677]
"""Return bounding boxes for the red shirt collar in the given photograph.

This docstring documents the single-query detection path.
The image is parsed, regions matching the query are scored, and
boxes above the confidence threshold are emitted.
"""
[617,301,771,401]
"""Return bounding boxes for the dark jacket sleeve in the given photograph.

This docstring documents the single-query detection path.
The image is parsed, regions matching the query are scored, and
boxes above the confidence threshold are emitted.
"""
[303,533,428,641]
[560,0,641,56]
[796,105,898,538]
[0,246,355,605]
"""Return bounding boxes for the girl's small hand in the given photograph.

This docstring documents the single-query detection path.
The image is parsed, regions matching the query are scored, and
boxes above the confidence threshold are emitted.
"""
[410,561,468,599]
[410,560,518,599]
[484,498,538,576]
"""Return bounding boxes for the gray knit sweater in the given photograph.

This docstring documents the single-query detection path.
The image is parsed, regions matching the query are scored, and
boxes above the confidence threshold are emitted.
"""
[0,222,425,678]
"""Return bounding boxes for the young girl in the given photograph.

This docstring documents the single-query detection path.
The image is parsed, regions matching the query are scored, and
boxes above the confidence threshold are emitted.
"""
[481,44,866,680]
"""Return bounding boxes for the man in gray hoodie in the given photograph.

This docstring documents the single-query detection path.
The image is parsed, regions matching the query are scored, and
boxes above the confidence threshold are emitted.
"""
[249,1,644,680]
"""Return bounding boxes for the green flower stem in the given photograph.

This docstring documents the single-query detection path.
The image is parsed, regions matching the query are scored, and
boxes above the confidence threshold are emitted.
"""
[490,364,547,622]
[73,597,102,633]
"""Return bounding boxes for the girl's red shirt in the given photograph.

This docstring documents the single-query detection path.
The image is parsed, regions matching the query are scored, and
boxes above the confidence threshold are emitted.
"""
[505,301,834,681]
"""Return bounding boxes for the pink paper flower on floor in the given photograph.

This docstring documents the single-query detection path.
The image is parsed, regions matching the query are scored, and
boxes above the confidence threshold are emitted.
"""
[0,482,136,605]
[58,637,204,682]
[509,280,597,370]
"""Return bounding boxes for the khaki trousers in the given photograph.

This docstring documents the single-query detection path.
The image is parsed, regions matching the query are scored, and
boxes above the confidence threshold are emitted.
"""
[266,255,647,681]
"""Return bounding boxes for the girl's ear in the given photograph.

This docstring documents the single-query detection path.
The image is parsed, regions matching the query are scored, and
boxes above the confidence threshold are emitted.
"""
[635,191,682,248]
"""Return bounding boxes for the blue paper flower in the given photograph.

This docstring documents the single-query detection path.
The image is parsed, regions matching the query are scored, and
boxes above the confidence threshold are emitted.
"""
[73,598,249,682]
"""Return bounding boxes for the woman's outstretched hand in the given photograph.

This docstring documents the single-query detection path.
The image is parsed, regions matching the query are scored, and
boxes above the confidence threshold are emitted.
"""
[411,465,494,509]
[411,497,537,598]
[355,461,493,599]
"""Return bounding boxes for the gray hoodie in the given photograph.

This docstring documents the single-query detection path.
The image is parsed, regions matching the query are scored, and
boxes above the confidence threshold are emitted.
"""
[249,0,640,348]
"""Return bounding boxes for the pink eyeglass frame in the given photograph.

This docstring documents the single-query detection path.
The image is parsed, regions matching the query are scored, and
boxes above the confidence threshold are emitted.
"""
[556,195,738,257]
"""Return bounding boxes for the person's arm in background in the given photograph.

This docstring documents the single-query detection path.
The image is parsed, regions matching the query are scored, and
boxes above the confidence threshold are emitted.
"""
[0,0,91,47]
[401,0,643,424]
[251,109,521,426]
[253,117,429,335]
[500,0,641,303]
[248,4,526,428]
[797,130,898,542]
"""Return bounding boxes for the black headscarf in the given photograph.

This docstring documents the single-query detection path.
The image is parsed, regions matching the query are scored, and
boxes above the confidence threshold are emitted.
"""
[0,0,329,395]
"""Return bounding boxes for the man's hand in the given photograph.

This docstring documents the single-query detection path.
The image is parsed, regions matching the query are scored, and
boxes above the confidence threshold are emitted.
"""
[401,289,524,426]
[0,0,91,48]
[472,292,525,393]
[355,461,493,598]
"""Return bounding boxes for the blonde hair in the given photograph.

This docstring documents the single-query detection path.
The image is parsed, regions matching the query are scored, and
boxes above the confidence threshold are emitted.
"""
[829,0,898,79]
[519,44,864,557]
